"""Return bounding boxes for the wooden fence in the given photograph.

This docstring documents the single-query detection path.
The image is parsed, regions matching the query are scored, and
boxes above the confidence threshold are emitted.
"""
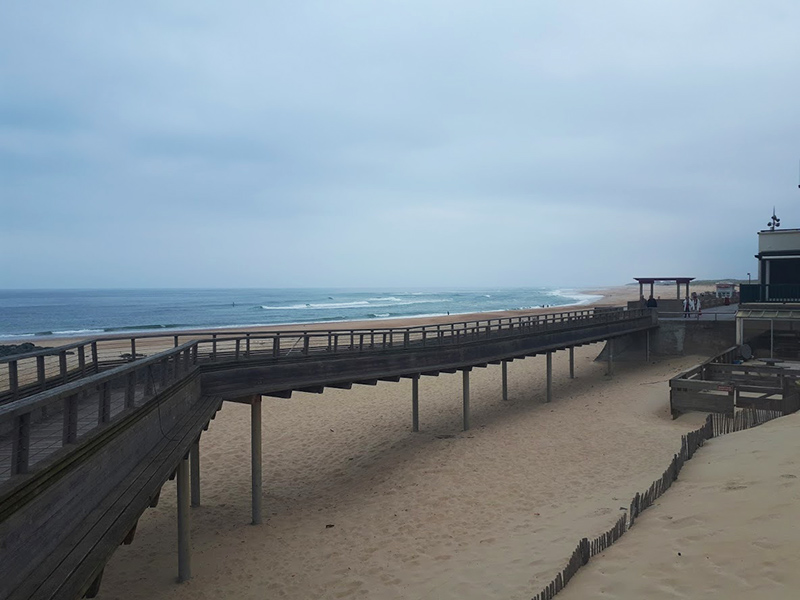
[531,405,788,600]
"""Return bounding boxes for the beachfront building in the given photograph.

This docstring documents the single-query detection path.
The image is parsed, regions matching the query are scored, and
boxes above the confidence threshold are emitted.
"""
[737,228,800,358]
[715,282,736,298]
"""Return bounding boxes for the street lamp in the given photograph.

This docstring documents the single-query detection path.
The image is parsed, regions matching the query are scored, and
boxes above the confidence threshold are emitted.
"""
[747,272,751,283]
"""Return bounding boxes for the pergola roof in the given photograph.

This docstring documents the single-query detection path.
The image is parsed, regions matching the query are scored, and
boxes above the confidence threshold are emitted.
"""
[634,277,695,284]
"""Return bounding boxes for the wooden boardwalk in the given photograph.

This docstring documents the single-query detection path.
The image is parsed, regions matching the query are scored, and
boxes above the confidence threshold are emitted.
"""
[0,307,656,600]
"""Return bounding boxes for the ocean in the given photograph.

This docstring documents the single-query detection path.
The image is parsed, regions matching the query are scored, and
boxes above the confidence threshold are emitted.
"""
[0,288,602,340]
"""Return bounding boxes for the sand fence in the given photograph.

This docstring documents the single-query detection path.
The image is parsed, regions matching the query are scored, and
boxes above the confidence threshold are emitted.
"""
[531,406,790,600]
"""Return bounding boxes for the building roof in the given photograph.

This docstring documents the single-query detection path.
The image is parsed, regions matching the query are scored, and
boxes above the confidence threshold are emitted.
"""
[634,277,695,284]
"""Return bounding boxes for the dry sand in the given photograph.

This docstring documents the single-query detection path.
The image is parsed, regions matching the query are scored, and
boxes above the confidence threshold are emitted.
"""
[99,345,710,600]
[558,413,800,599]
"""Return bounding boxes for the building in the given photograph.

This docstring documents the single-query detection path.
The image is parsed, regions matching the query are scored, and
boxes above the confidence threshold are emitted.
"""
[715,282,736,298]
[737,228,800,359]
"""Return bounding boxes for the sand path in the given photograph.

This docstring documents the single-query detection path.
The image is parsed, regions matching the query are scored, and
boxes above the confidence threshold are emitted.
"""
[99,345,707,600]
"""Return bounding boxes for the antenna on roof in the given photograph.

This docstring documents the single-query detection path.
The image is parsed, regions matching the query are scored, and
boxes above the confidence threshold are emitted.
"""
[767,207,781,231]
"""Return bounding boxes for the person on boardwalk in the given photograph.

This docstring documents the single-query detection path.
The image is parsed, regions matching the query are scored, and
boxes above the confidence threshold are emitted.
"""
[683,296,691,318]
[646,295,658,308]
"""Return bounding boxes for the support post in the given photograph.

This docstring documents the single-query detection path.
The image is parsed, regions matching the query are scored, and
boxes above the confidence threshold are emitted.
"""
[501,360,508,401]
[568,347,575,379]
[645,331,650,362]
[251,395,263,525]
[770,319,774,358]
[462,369,470,431]
[607,338,614,377]
[411,375,420,432]
[190,438,200,508]
[177,454,191,583]
[546,351,553,403]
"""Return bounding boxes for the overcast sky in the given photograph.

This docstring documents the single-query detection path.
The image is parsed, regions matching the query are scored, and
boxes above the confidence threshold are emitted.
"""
[2,1,799,289]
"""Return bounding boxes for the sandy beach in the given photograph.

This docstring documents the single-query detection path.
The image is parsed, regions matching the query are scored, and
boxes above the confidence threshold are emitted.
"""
[97,342,711,599]
[558,412,800,599]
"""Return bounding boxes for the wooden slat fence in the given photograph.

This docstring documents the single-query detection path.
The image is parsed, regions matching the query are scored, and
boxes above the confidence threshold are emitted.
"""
[531,405,789,600]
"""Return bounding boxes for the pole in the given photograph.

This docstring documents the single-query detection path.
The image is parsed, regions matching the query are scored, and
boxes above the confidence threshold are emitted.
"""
[607,338,614,377]
[569,347,574,379]
[770,320,774,358]
[546,351,553,402]
[412,375,419,432]
[462,369,470,431]
[177,454,191,582]
[251,396,262,525]
[645,330,650,363]
[501,360,508,401]
[190,438,200,508]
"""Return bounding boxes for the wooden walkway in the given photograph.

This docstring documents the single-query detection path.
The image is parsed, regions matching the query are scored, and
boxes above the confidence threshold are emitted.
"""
[0,307,656,599]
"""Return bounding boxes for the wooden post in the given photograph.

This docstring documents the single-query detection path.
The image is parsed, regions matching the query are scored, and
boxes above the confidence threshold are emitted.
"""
[645,330,650,362]
[607,338,614,377]
[412,375,420,432]
[569,347,575,379]
[37,355,46,391]
[251,395,263,525]
[462,369,470,431]
[11,413,31,475]
[9,360,18,401]
[177,454,191,582]
[190,438,201,508]
[546,351,553,403]
[770,319,774,358]
[501,360,508,401]
[91,341,99,373]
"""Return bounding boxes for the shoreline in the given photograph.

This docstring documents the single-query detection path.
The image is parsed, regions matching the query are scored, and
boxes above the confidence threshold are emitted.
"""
[0,286,632,346]
[1,284,716,347]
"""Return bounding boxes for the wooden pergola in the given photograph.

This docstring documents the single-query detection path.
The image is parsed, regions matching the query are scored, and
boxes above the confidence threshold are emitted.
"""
[634,277,694,300]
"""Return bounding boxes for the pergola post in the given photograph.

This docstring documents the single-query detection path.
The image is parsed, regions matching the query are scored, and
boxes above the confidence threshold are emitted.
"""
[639,282,643,298]
[649,282,654,298]
[676,281,680,299]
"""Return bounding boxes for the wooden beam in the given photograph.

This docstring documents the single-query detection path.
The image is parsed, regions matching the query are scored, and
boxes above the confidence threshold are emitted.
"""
[354,379,378,386]
[297,386,325,394]
[327,382,353,389]
[122,521,138,545]
[379,376,401,382]
[421,371,440,377]
[265,390,292,398]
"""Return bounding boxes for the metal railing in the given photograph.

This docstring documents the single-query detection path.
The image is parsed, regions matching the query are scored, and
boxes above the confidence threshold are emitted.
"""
[740,283,800,303]
[657,311,736,321]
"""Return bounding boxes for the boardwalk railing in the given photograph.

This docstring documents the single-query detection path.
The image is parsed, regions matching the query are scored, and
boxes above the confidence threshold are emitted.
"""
[669,345,800,418]
[0,307,653,486]
[1,308,651,404]
[0,342,197,483]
